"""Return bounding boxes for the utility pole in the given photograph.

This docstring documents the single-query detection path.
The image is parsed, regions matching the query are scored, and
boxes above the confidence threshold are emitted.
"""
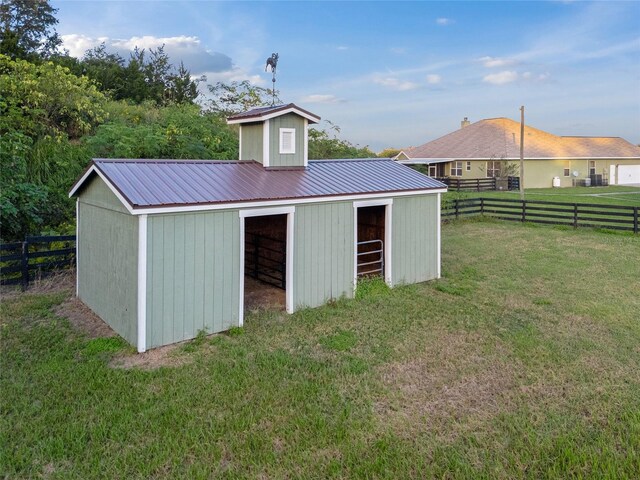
[519,105,525,200]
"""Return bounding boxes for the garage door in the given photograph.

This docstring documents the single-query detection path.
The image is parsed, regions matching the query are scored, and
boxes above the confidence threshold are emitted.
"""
[611,165,640,185]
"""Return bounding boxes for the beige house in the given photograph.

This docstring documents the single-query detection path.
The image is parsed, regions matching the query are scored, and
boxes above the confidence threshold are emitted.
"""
[395,118,640,188]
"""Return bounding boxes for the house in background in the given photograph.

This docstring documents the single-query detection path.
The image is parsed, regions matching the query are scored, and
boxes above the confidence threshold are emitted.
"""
[69,104,447,352]
[395,117,640,188]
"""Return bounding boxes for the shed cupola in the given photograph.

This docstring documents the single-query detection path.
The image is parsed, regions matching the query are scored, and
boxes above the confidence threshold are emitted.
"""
[227,104,321,169]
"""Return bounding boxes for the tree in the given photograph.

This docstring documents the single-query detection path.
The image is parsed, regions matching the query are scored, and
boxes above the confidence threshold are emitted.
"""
[84,101,238,160]
[308,121,376,159]
[378,148,401,158]
[167,62,202,105]
[0,54,107,239]
[207,80,279,116]
[0,0,61,60]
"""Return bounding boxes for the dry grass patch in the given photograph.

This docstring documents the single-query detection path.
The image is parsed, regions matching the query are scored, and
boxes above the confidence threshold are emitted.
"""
[376,331,521,438]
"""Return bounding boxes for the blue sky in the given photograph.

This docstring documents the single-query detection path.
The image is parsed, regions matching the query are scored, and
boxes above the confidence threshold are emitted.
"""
[53,1,640,152]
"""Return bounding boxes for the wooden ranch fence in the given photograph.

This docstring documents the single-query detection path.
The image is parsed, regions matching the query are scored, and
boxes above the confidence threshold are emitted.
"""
[2,198,637,290]
[437,177,521,192]
[0,235,76,290]
[443,198,639,233]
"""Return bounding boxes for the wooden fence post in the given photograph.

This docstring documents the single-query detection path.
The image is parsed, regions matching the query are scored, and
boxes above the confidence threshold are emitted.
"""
[476,178,480,191]
[521,200,526,223]
[455,199,459,219]
[634,207,638,234]
[480,198,484,215]
[20,240,29,291]
[573,204,579,229]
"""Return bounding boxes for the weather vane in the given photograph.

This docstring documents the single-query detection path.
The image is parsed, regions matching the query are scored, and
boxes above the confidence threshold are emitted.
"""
[265,53,279,106]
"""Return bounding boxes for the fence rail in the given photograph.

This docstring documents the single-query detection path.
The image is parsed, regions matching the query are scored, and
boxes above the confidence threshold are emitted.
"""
[436,176,521,192]
[244,232,286,289]
[443,198,639,233]
[0,235,76,290]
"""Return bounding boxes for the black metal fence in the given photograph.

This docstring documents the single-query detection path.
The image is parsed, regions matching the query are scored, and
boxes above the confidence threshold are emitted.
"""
[244,232,286,289]
[0,235,76,290]
[443,198,639,233]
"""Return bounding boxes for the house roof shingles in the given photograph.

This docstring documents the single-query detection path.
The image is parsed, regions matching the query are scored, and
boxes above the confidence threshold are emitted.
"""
[404,118,640,160]
[79,158,445,209]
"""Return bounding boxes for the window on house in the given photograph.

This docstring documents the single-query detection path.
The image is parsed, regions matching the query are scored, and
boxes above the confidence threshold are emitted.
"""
[486,161,501,178]
[589,160,596,176]
[451,161,463,177]
[279,128,295,154]
[563,168,570,177]
[466,161,471,171]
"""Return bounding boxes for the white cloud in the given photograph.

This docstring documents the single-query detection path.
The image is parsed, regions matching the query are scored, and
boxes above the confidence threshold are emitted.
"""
[61,34,109,57]
[478,56,517,68]
[110,35,200,50]
[299,94,345,104]
[337,46,349,51]
[426,74,441,84]
[483,70,519,85]
[61,34,232,75]
[436,17,454,26]
[373,76,419,91]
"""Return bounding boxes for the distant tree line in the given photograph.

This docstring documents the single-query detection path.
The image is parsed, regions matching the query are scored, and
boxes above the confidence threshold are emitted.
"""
[0,0,379,241]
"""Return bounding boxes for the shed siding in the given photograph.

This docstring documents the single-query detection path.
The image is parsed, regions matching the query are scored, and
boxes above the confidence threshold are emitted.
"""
[240,123,263,163]
[294,201,354,308]
[146,210,240,348]
[392,195,438,285]
[78,178,138,345]
[269,113,306,168]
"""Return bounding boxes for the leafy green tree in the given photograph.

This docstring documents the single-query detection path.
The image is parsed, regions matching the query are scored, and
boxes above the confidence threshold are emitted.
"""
[308,121,376,159]
[85,101,238,160]
[207,80,279,116]
[378,148,400,158]
[0,54,107,239]
[0,0,61,60]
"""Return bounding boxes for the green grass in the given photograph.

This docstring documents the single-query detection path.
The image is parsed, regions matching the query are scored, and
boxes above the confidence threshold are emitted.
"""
[445,185,640,206]
[2,221,639,478]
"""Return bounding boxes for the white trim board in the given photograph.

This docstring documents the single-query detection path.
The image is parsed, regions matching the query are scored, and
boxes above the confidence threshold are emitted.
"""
[133,189,447,216]
[263,119,270,167]
[137,214,148,353]
[227,106,320,125]
[353,199,393,290]
[75,198,79,297]
[238,206,295,328]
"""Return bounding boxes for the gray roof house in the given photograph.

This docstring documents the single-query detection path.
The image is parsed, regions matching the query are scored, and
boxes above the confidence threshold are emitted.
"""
[70,104,447,352]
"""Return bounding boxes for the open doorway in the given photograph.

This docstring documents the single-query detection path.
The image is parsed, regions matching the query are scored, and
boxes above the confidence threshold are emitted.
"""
[356,205,386,279]
[243,214,287,311]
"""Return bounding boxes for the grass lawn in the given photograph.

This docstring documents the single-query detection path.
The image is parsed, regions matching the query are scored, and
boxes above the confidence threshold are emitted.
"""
[445,185,640,207]
[2,220,639,478]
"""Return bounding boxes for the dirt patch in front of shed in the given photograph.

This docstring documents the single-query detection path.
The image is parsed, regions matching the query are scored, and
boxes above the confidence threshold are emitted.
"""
[244,276,285,311]
[54,296,117,339]
[110,343,191,370]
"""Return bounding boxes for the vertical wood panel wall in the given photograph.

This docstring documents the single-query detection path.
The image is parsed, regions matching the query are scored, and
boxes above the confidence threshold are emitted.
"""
[239,123,263,163]
[392,195,438,285]
[294,201,354,308]
[78,178,139,345]
[146,211,240,348]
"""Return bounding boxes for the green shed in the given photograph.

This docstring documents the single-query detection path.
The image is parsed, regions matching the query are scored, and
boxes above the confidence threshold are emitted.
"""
[69,104,447,352]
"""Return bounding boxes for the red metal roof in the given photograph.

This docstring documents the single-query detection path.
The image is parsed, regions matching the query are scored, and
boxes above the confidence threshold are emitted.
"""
[76,158,445,209]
